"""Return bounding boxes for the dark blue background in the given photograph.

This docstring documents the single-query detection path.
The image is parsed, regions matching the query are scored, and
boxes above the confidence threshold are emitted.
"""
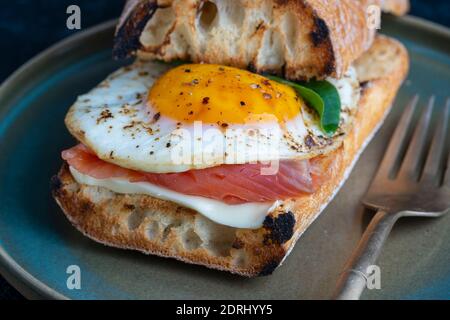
[0,0,449,300]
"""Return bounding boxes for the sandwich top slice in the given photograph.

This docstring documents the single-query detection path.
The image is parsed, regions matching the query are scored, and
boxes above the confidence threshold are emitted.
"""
[114,0,409,80]
[114,0,380,80]
[52,0,409,276]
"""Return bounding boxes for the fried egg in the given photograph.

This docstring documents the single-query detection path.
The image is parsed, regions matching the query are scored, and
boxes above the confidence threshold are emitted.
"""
[65,61,360,173]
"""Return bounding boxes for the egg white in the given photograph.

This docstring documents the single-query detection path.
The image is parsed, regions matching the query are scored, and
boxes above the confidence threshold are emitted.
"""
[65,60,360,173]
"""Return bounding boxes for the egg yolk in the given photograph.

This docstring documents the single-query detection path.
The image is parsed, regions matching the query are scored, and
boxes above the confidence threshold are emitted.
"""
[147,64,303,125]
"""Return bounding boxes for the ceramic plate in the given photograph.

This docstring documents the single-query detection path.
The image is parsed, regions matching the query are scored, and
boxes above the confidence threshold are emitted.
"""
[0,15,449,300]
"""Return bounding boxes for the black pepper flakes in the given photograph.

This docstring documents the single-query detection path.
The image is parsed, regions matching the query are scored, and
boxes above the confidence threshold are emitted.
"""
[96,109,113,124]
[240,101,246,106]
[202,97,210,104]
[184,68,191,73]
[166,143,171,148]
[153,112,161,122]
[305,135,316,148]
[221,123,229,128]
[123,121,135,129]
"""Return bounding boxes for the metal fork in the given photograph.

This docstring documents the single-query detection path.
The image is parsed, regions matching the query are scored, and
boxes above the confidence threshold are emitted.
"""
[334,96,450,300]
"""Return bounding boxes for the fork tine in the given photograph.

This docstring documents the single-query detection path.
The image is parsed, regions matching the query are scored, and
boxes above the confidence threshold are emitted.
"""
[374,96,419,180]
[422,99,449,184]
[444,100,450,186]
[398,96,435,180]
[445,151,450,187]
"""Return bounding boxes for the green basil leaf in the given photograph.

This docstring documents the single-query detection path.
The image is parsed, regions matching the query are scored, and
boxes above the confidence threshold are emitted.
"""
[302,80,342,135]
[266,75,341,136]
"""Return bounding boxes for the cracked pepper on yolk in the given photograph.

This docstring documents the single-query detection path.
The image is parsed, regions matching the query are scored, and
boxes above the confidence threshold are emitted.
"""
[147,64,303,125]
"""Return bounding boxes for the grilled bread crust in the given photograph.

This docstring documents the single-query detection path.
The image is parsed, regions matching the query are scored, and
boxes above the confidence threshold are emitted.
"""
[53,35,408,276]
[381,0,409,15]
[113,0,409,80]
[113,0,383,80]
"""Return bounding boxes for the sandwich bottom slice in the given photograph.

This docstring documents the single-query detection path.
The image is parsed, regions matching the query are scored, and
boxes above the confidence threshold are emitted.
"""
[52,35,409,277]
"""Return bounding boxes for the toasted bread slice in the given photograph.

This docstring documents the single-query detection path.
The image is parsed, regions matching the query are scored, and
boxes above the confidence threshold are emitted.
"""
[52,35,408,276]
[113,0,381,80]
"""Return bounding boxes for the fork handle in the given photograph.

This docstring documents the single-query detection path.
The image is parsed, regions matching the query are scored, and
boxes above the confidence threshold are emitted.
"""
[333,209,401,300]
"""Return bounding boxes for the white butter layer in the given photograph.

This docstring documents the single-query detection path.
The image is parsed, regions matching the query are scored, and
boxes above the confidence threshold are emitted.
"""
[69,167,278,229]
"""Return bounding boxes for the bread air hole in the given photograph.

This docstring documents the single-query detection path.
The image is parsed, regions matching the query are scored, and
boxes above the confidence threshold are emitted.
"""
[127,210,144,230]
[145,221,160,240]
[281,11,298,56]
[257,28,284,69]
[181,229,203,251]
[162,220,183,241]
[140,7,176,47]
[194,216,236,257]
[199,1,218,30]
[232,250,249,268]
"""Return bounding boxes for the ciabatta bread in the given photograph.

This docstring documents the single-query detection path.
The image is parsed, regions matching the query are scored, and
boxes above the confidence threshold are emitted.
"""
[53,35,409,276]
[114,0,382,80]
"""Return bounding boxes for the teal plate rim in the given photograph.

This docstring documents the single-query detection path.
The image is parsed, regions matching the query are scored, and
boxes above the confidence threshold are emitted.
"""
[0,20,117,300]
[0,16,449,300]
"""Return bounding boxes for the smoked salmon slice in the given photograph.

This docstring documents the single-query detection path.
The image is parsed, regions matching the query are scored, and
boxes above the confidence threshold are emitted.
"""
[62,144,330,205]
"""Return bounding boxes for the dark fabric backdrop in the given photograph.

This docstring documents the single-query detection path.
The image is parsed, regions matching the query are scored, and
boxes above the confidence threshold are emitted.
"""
[0,0,449,300]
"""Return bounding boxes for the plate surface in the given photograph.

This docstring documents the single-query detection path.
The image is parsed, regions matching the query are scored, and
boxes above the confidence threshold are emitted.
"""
[0,16,449,300]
